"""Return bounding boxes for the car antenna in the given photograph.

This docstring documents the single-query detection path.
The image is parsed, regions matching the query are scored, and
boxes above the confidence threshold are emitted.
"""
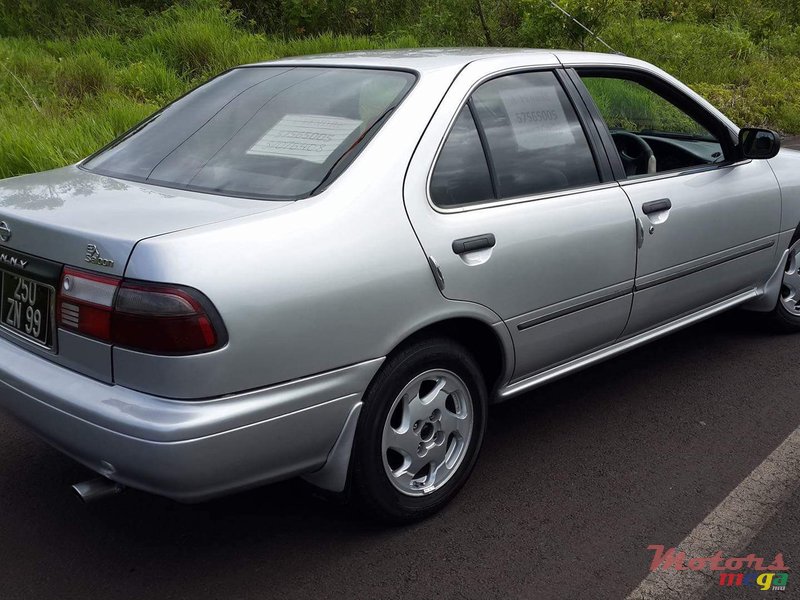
[544,0,626,56]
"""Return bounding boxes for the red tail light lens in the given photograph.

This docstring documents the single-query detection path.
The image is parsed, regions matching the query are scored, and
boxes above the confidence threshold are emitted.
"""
[57,268,224,354]
[113,282,218,353]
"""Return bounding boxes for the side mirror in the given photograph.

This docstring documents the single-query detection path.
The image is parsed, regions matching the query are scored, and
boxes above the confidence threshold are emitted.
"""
[739,128,781,160]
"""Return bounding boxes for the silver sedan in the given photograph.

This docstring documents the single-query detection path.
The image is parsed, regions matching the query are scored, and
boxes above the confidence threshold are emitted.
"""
[0,49,798,522]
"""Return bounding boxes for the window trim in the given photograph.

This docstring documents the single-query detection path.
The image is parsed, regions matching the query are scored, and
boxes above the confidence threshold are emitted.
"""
[556,69,615,183]
[567,66,743,184]
[467,99,500,199]
[426,66,615,214]
[429,180,622,214]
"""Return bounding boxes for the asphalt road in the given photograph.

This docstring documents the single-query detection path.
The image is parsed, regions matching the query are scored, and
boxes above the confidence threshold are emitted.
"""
[1,308,799,600]
[2,140,799,600]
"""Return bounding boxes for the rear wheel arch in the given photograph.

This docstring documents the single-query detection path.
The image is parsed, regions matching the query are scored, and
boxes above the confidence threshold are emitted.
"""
[303,317,511,497]
[387,317,511,398]
[350,335,489,521]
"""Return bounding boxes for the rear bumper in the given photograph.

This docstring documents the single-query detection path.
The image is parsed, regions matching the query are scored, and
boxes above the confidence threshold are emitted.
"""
[0,334,382,501]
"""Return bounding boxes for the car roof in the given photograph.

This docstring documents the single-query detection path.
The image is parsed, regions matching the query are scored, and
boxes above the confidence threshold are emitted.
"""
[251,47,629,72]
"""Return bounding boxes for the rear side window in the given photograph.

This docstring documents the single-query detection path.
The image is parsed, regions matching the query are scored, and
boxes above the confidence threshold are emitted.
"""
[472,71,599,199]
[430,106,494,207]
[431,70,599,208]
[84,67,415,200]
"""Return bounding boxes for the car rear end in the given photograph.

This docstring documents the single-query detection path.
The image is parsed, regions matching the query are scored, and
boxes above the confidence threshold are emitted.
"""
[0,63,421,500]
[0,168,368,500]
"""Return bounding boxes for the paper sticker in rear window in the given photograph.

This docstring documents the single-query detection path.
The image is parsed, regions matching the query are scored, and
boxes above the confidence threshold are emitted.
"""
[246,114,363,164]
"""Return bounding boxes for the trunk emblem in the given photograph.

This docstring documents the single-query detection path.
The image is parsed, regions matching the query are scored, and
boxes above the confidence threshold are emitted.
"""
[0,253,26,269]
[0,221,11,242]
[85,244,114,268]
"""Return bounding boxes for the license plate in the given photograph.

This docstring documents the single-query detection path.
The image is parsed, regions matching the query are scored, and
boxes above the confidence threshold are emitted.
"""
[0,270,54,348]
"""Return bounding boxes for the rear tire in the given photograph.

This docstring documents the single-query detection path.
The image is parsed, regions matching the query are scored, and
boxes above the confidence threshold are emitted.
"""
[350,337,487,523]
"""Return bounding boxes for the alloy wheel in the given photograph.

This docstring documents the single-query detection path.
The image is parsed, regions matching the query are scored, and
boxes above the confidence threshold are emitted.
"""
[381,369,474,496]
[780,245,800,315]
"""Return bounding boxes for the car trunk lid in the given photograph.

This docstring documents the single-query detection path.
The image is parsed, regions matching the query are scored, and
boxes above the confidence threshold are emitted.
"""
[0,166,290,276]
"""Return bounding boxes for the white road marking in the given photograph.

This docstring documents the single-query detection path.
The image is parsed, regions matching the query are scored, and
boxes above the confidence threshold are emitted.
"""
[627,426,800,599]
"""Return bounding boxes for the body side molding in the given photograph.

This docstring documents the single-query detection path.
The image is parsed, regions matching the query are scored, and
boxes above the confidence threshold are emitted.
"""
[498,288,760,400]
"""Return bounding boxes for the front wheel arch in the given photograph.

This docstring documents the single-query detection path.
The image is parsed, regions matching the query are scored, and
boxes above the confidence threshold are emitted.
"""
[790,222,800,246]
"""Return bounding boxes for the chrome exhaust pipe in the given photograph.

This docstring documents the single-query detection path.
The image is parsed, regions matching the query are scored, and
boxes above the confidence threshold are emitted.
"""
[72,478,125,503]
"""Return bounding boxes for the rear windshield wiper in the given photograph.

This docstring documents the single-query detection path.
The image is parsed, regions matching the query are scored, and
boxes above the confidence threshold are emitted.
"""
[309,105,398,197]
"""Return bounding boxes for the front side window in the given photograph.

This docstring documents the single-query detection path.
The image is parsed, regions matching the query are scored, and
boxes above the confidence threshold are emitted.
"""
[430,70,600,208]
[84,67,415,200]
[580,75,725,177]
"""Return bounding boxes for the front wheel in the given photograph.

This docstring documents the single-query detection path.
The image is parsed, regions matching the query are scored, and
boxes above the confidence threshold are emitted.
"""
[350,338,487,523]
[770,241,800,332]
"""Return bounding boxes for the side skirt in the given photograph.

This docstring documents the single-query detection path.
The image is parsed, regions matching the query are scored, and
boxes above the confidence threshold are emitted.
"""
[497,288,760,401]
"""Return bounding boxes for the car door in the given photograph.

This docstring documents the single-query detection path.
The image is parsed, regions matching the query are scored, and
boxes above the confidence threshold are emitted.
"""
[404,56,637,381]
[568,66,782,334]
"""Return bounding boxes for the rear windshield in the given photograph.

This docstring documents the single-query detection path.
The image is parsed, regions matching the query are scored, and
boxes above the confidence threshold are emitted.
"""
[83,67,416,200]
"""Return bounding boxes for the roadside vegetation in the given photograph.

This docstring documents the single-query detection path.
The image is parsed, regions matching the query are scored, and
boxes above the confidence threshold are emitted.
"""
[0,0,798,178]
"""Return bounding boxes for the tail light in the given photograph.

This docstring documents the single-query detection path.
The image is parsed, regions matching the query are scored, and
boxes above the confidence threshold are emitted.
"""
[58,269,118,340]
[57,267,225,354]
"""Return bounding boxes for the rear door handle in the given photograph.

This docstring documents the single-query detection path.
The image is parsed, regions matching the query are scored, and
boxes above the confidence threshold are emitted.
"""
[642,198,672,215]
[452,233,496,255]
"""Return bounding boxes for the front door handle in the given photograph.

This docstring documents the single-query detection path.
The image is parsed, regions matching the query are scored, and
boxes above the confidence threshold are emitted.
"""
[452,233,496,255]
[642,198,672,215]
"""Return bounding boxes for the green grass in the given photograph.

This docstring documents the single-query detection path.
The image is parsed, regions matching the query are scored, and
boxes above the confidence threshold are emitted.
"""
[0,3,422,178]
[0,0,797,179]
[601,18,800,130]
[583,77,711,135]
